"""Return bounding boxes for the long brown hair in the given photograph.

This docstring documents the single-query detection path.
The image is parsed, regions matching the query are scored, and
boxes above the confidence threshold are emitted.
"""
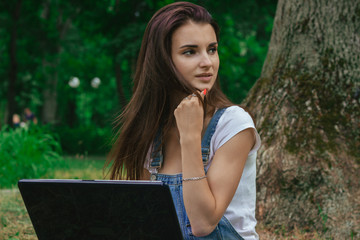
[106,2,233,180]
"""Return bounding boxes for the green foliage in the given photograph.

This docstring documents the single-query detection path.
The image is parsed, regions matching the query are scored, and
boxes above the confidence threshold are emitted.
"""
[53,125,112,156]
[0,125,62,189]
[0,0,277,147]
[201,0,277,102]
[57,46,119,127]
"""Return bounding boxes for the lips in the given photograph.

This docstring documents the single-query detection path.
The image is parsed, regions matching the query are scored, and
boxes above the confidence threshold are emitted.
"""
[195,73,213,82]
[195,73,213,77]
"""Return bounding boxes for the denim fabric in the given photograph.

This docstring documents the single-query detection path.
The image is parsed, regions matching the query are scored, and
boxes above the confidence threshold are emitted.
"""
[155,174,244,240]
[151,108,244,240]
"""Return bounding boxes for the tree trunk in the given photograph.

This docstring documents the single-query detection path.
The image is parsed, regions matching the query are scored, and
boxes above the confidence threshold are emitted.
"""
[40,1,78,124]
[41,57,59,124]
[6,0,22,126]
[243,0,360,238]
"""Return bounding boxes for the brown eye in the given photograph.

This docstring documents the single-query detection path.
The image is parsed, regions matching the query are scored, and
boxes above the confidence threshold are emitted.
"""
[208,47,217,54]
[183,49,195,55]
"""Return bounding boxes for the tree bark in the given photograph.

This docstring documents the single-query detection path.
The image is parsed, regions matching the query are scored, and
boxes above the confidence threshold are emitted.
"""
[243,0,360,238]
[6,0,22,126]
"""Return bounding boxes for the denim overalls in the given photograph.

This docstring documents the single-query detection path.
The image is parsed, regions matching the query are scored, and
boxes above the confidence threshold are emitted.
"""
[149,108,244,240]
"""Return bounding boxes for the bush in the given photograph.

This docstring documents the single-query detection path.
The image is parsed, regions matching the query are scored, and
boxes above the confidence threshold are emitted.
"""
[53,125,112,156]
[0,125,62,188]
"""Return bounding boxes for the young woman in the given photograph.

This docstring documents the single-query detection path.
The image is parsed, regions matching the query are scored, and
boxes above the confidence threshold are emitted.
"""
[106,2,261,239]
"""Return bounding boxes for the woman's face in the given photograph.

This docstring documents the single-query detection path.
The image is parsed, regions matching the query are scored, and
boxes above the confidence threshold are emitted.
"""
[171,21,219,92]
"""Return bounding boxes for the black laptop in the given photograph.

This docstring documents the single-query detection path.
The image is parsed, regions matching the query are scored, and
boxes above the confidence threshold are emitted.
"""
[18,179,183,240]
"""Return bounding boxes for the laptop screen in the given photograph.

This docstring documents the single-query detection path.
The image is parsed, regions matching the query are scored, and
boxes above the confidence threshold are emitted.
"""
[18,179,183,240]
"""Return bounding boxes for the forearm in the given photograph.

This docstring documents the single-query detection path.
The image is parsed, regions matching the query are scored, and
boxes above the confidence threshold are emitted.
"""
[180,134,221,236]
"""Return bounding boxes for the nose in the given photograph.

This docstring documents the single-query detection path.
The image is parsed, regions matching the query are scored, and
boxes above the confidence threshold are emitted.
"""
[199,52,212,68]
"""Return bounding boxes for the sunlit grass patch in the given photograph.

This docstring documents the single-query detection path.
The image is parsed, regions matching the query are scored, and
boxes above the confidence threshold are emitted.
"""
[0,156,107,239]
[51,156,107,180]
[0,189,36,240]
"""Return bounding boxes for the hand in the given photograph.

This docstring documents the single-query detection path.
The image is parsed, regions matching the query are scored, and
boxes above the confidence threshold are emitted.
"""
[174,90,206,141]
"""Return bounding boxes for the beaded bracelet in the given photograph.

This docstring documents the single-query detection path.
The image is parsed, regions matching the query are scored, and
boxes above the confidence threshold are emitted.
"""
[183,175,207,182]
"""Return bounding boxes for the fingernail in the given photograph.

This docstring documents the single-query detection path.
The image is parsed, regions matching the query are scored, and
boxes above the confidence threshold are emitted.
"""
[202,89,207,95]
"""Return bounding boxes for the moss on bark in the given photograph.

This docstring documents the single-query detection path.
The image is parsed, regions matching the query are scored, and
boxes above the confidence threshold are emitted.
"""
[243,0,360,238]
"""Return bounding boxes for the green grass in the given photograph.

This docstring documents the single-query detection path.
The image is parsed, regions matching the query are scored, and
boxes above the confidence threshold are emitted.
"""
[51,156,107,180]
[0,156,107,239]
[0,189,34,240]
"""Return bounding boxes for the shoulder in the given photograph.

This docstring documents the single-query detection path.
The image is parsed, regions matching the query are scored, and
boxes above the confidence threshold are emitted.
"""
[211,106,260,155]
[218,106,255,129]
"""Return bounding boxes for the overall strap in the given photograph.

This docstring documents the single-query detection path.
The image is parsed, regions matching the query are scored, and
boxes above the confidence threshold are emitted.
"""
[149,130,163,180]
[149,107,227,179]
[201,108,227,166]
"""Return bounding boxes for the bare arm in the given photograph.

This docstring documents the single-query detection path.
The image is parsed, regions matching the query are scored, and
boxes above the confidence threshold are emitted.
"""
[175,95,255,236]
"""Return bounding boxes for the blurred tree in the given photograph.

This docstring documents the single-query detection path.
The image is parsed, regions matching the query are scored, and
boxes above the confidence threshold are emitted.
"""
[0,0,276,127]
[38,0,81,124]
[76,0,151,110]
[1,0,46,126]
[0,0,277,153]
[204,0,277,103]
[243,0,360,238]
[2,0,22,127]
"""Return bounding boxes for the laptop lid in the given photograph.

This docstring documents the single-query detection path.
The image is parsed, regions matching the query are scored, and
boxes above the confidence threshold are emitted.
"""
[18,179,183,240]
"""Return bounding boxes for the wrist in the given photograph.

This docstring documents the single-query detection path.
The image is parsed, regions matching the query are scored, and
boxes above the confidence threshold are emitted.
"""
[180,134,203,170]
[179,133,201,145]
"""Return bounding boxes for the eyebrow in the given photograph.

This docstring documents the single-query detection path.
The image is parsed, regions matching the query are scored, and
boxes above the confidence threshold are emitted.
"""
[179,42,218,49]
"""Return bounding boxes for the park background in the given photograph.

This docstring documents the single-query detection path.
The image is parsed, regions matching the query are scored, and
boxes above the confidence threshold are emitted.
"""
[0,0,275,153]
[0,0,359,239]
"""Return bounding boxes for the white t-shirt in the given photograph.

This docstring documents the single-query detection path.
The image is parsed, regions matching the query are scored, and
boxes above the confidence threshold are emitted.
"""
[207,106,260,240]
